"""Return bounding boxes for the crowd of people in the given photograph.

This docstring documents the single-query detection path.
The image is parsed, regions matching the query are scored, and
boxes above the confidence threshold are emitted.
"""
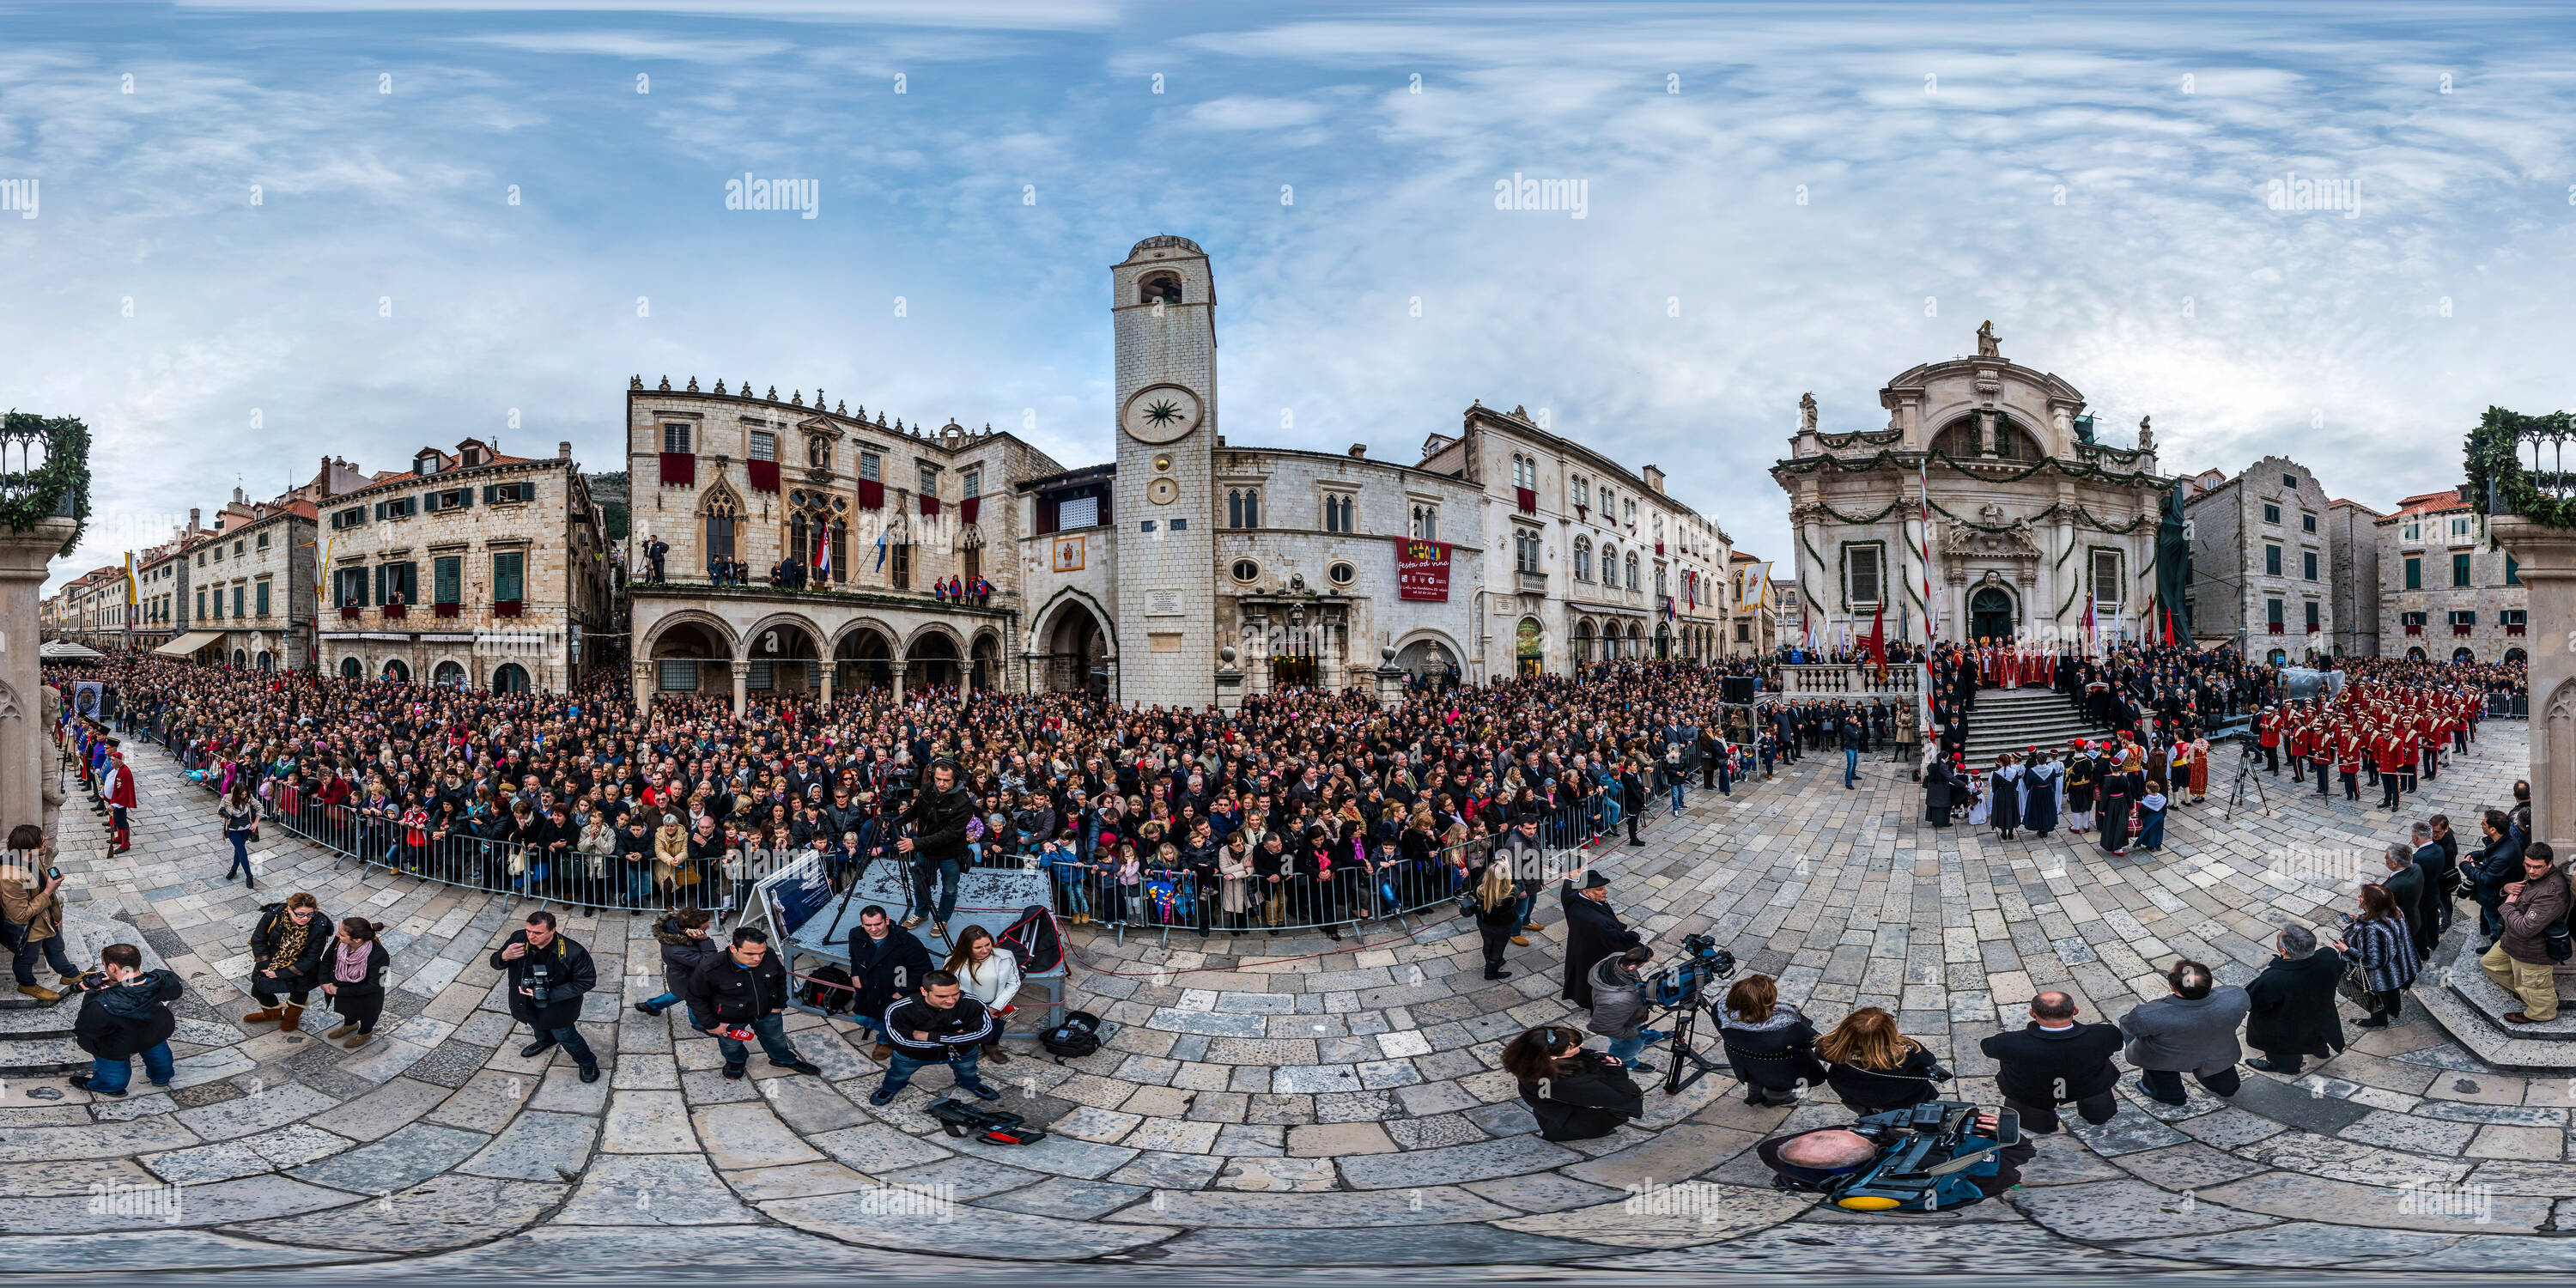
[32,638,2553,1125]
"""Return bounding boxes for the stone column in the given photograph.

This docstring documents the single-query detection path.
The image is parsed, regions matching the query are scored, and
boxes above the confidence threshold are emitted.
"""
[1214,646,1243,714]
[958,656,973,702]
[631,659,653,714]
[818,659,834,710]
[0,517,76,843]
[730,659,750,716]
[890,663,908,697]
[2492,516,2576,856]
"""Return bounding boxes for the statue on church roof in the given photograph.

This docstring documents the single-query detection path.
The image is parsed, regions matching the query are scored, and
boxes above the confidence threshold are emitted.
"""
[1976,320,2001,358]
[1798,392,1817,434]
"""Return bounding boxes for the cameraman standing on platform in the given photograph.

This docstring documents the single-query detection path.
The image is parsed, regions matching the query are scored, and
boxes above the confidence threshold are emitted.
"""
[896,759,973,941]
[491,910,602,1084]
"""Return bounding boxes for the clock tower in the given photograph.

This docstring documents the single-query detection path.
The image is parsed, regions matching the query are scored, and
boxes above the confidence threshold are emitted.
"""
[1111,235,1218,708]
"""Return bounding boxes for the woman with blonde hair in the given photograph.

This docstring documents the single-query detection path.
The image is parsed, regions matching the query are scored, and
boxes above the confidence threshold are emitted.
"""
[1815,1005,1948,1113]
[1471,853,1522,980]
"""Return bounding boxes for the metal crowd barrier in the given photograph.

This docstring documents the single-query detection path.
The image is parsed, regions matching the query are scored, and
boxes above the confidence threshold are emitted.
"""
[127,714,1759,938]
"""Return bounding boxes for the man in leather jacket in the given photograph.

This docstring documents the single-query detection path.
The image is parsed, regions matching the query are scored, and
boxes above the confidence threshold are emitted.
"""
[897,760,975,939]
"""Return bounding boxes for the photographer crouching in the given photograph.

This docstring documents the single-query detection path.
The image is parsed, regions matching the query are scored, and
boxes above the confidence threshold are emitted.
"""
[1757,1100,2033,1212]
[68,943,185,1097]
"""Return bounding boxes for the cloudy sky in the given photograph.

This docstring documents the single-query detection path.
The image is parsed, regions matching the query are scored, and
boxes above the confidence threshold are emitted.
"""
[6,0,2573,592]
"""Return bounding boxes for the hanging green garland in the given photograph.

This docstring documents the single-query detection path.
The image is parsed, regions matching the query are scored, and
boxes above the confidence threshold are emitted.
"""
[1816,498,1909,526]
[1815,427,1905,451]
[1774,447,2164,490]
[0,412,91,556]
[2464,406,2576,532]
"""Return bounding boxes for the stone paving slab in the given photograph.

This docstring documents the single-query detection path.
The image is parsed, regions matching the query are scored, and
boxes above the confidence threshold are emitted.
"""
[18,723,2571,1273]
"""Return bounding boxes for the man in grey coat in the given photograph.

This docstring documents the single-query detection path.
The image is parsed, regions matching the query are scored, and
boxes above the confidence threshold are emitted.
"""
[1584,945,1663,1074]
[2116,959,2248,1105]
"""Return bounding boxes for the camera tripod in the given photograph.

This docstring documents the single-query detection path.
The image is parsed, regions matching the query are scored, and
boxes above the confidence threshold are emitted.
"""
[1658,998,1729,1096]
[2224,741,2271,821]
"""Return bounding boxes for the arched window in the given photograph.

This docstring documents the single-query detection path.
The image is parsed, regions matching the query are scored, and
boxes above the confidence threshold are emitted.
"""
[1934,414,2038,459]
[1572,476,1589,510]
[1656,567,1668,598]
[256,651,274,671]
[1410,505,1438,540]
[1625,552,1640,591]
[1575,619,1595,661]
[340,657,362,680]
[701,490,738,566]
[1598,487,1613,519]
[434,659,465,687]
[383,659,410,683]
[1515,530,1541,574]
[1139,271,1183,306]
[492,662,530,693]
[1321,493,1353,532]
[1511,455,1537,489]
[1574,538,1591,581]
[1229,489,1263,529]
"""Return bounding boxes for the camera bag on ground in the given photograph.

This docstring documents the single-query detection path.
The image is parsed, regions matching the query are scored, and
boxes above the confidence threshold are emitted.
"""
[799,963,854,1014]
[994,903,1064,974]
[1040,1008,1104,1059]
[927,1097,1049,1145]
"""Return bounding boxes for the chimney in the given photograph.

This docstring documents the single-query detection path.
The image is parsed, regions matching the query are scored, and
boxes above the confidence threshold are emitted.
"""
[319,456,332,497]
[1347,444,1367,459]
[558,440,572,460]
[1643,465,1667,495]
[189,507,200,531]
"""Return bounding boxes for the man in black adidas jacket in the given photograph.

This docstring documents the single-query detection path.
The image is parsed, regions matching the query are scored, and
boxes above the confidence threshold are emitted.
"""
[690,926,821,1079]
[868,969,999,1107]
[896,760,975,938]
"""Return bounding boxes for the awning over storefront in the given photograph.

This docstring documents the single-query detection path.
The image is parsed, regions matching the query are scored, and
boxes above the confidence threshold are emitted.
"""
[154,629,224,658]
[38,639,103,659]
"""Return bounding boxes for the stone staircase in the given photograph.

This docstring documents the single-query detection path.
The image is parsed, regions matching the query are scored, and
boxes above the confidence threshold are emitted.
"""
[1957,687,2115,764]
[2416,929,2576,1072]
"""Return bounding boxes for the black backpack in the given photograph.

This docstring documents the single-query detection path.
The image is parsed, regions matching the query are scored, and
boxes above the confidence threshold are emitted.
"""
[994,903,1064,975]
[1041,1009,1103,1060]
[799,963,854,1014]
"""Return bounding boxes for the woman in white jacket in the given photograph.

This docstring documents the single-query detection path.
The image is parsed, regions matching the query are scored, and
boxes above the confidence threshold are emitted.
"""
[943,925,1024,1064]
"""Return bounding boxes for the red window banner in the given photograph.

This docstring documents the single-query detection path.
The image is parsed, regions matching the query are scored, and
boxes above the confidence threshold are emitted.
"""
[960,495,981,526]
[1395,537,1451,601]
[857,478,884,510]
[1515,487,1537,515]
[659,452,696,488]
[920,494,941,518]
[746,459,780,493]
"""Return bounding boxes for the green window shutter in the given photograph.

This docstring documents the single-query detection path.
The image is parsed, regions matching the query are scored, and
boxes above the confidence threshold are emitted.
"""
[434,556,460,604]
[256,582,270,615]
[495,552,524,602]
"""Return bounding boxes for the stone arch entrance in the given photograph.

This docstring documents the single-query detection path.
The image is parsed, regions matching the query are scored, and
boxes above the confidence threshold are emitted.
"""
[744,616,823,699]
[646,618,735,699]
[835,625,896,693]
[1034,596,1110,695]
[1392,632,1462,683]
[969,629,1004,693]
[1969,585,2015,641]
[906,628,961,692]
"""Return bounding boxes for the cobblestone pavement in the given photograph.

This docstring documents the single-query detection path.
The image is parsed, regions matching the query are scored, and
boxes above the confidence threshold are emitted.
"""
[10,722,2576,1277]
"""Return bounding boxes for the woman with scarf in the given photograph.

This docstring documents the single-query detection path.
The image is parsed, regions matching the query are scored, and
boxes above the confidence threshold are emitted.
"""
[1990,753,2024,841]
[244,891,332,1033]
[319,918,391,1049]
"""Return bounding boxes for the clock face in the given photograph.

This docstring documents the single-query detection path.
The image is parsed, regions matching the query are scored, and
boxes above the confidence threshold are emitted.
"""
[1146,477,1180,506]
[1121,384,1203,445]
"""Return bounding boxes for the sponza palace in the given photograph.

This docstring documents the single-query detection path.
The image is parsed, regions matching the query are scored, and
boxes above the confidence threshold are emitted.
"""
[622,234,1754,713]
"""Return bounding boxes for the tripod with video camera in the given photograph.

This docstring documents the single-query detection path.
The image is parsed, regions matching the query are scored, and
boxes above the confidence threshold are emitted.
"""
[2224,734,2270,821]
[1646,933,1740,1095]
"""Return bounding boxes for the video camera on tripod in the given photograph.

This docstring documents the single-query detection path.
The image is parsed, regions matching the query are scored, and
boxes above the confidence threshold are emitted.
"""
[1646,933,1739,1096]
[1646,933,1738,1011]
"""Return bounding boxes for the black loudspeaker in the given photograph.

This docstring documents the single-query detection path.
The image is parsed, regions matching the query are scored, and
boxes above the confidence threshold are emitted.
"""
[1722,677,1757,704]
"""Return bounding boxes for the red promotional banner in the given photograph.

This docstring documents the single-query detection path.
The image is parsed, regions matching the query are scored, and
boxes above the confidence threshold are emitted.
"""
[1395,537,1451,601]
[745,459,780,493]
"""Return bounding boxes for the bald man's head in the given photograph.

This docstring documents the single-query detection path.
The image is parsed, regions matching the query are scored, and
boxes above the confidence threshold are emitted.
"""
[2031,991,2078,1022]
[1778,1129,1878,1170]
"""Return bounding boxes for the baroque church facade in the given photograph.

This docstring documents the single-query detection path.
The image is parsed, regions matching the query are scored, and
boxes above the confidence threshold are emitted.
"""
[1770,324,2173,647]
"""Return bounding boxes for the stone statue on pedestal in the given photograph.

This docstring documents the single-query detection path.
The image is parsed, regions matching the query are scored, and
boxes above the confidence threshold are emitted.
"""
[1798,392,1818,434]
[1976,320,2001,358]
